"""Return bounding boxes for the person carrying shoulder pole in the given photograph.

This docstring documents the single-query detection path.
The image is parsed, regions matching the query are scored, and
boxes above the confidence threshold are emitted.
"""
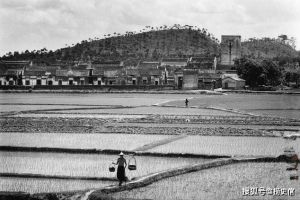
[185,98,189,107]
[113,152,127,186]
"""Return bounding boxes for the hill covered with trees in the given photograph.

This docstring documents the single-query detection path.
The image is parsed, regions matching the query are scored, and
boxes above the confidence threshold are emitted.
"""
[1,25,299,66]
[241,36,298,59]
[1,25,220,64]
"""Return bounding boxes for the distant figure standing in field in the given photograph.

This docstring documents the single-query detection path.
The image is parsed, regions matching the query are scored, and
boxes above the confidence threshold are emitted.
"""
[114,152,127,186]
[185,98,189,107]
[291,154,299,170]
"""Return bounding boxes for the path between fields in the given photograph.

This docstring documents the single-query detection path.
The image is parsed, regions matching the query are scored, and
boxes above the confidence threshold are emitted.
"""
[132,134,188,151]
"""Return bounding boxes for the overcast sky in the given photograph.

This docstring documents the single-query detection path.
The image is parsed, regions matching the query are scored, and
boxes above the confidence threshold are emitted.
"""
[0,0,299,56]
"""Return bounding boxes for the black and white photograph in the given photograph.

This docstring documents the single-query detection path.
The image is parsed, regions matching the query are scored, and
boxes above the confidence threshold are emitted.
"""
[0,0,299,199]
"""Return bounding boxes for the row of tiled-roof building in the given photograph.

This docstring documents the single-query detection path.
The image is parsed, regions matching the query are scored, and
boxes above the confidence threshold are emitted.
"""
[0,57,245,90]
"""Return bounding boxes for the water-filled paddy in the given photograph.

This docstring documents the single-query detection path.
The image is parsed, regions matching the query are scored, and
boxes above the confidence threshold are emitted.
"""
[15,113,148,118]
[1,93,299,119]
[44,106,241,116]
[0,133,171,151]
[112,162,300,200]
[0,93,191,107]
[2,133,300,156]
[1,92,299,196]
[244,109,300,120]
[149,136,300,156]
[1,93,299,118]
[0,177,113,194]
[0,151,207,179]
[0,105,96,113]
[162,94,300,119]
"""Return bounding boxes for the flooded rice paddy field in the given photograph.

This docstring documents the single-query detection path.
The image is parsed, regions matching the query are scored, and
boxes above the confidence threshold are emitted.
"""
[0,93,191,107]
[149,135,300,157]
[112,162,300,200]
[1,93,299,119]
[0,151,208,192]
[0,104,97,113]
[43,106,242,116]
[0,132,171,151]
[162,94,300,119]
[0,151,207,178]
[244,109,300,120]
[0,93,299,196]
[3,133,299,156]
[0,177,113,194]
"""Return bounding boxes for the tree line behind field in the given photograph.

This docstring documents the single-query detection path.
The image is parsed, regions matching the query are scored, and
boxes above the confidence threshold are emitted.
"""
[234,57,300,88]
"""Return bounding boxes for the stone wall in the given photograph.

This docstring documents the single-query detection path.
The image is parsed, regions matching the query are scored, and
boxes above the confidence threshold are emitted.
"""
[183,74,198,89]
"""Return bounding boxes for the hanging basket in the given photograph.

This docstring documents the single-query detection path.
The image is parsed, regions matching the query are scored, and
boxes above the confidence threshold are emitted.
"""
[290,175,299,180]
[128,156,137,171]
[109,163,115,172]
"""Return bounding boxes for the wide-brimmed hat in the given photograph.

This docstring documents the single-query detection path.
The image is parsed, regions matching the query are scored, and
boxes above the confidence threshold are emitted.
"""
[119,152,124,156]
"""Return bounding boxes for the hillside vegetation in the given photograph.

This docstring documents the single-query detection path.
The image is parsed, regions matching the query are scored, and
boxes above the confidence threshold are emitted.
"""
[242,37,298,59]
[75,28,220,62]
[1,25,220,64]
[1,25,299,65]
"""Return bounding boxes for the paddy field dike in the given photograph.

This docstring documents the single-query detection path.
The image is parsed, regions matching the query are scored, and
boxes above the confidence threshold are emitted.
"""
[0,92,299,200]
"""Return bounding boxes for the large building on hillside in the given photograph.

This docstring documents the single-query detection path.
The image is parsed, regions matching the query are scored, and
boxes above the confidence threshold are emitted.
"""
[220,35,241,66]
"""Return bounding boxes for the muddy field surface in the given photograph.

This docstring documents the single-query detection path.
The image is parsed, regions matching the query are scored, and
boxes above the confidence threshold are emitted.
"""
[1,116,298,136]
[13,113,299,125]
[112,162,300,200]
[0,117,280,136]
[109,126,278,137]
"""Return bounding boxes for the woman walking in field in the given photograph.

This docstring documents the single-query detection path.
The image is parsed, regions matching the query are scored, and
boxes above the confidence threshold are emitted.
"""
[114,152,127,186]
